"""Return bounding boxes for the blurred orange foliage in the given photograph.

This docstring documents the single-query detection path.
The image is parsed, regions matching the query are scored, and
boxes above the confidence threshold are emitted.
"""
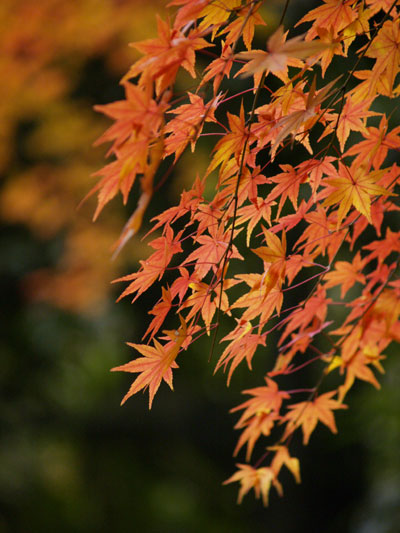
[0,0,163,313]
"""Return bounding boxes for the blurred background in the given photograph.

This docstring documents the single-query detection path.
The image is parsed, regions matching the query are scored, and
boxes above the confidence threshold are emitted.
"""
[1,1,399,531]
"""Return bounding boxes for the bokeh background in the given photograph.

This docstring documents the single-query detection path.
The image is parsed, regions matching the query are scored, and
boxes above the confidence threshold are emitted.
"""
[1,1,399,531]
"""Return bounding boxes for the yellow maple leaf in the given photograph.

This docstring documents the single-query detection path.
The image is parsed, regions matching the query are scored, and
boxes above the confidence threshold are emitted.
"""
[322,162,390,227]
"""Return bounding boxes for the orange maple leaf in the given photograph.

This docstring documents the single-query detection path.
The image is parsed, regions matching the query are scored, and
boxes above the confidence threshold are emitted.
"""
[281,391,347,444]
[235,197,275,246]
[325,344,385,402]
[252,227,287,295]
[324,252,366,298]
[181,277,237,334]
[231,273,283,325]
[269,445,301,484]
[295,205,345,262]
[111,316,187,408]
[164,93,220,161]
[143,286,172,341]
[268,77,338,158]
[253,227,286,264]
[93,82,168,153]
[215,326,267,385]
[363,227,400,265]
[231,377,290,424]
[201,40,234,95]
[296,0,358,39]
[365,18,400,95]
[117,226,183,302]
[125,16,211,94]
[224,464,282,506]
[265,164,308,217]
[170,0,209,31]
[220,3,266,51]
[279,287,332,346]
[321,96,378,152]
[183,224,243,279]
[233,411,278,461]
[344,116,400,170]
[237,26,328,78]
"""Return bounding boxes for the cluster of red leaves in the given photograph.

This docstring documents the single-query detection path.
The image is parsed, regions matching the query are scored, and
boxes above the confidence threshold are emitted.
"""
[93,0,400,505]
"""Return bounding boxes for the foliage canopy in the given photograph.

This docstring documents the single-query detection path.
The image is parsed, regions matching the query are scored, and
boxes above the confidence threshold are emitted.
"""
[92,0,400,505]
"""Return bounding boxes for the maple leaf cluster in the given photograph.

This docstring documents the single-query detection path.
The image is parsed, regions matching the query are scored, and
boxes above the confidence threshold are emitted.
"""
[91,0,400,505]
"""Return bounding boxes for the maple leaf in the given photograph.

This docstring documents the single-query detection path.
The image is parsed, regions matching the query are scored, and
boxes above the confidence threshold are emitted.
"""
[326,344,385,402]
[207,103,255,175]
[87,134,149,221]
[111,316,188,408]
[316,27,345,76]
[349,68,392,102]
[181,277,237,334]
[233,411,278,461]
[182,224,243,279]
[279,287,332,346]
[231,273,283,325]
[220,3,266,51]
[199,0,241,38]
[363,227,400,265]
[324,252,366,298]
[269,445,301,484]
[365,18,400,95]
[237,26,329,78]
[164,93,219,161]
[296,0,358,39]
[201,41,234,94]
[367,288,400,332]
[295,205,345,262]
[112,128,166,257]
[252,227,287,295]
[365,0,396,16]
[341,3,372,53]
[321,96,378,153]
[216,323,267,385]
[344,116,400,170]
[117,226,183,302]
[252,228,286,265]
[267,77,339,159]
[322,161,390,228]
[148,175,205,235]
[143,286,172,340]
[281,391,347,444]
[170,267,198,304]
[93,82,168,153]
[270,200,310,234]
[216,165,268,209]
[224,464,283,506]
[265,164,308,218]
[231,378,290,424]
[170,0,209,31]
[125,16,211,94]
[235,197,274,246]
[301,156,337,197]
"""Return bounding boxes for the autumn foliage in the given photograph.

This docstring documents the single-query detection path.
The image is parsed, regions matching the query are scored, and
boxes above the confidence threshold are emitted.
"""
[92,0,400,505]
